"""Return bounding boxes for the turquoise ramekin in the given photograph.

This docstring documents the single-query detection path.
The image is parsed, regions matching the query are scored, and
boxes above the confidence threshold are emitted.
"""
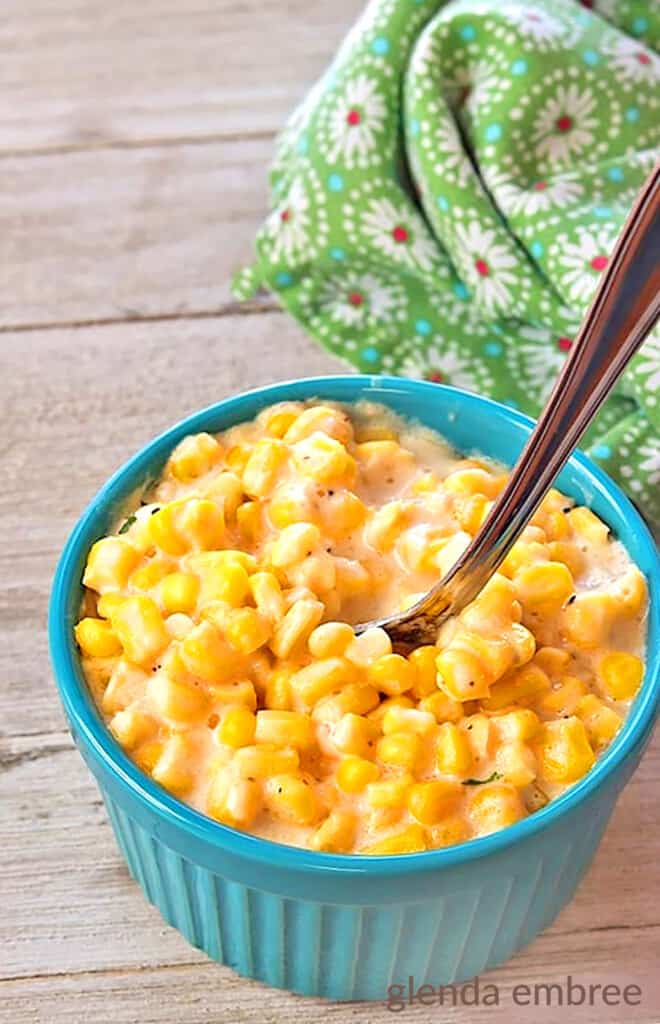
[49,376,660,1001]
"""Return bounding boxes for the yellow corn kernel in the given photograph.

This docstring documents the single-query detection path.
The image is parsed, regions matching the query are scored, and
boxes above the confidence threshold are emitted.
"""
[307,622,353,659]
[537,717,595,783]
[225,443,251,474]
[407,780,461,825]
[223,607,271,655]
[134,738,164,774]
[241,438,287,498]
[331,713,379,758]
[367,695,415,724]
[234,743,299,779]
[96,592,126,621]
[151,734,196,796]
[491,709,541,742]
[109,705,157,750]
[264,406,300,438]
[290,657,355,708]
[598,651,644,701]
[495,740,537,787]
[345,627,392,668]
[265,667,294,710]
[436,646,490,702]
[292,432,356,485]
[163,612,194,641]
[366,773,413,809]
[269,598,324,659]
[575,694,622,746]
[203,470,243,519]
[443,467,499,499]
[249,572,284,623]
[101,660,148,715]
[321,491,367,537]
[354,422,397,443]
[310,810,358,852]
[146,502,191,557]
[314,684,381,723]
[159,572,199,615]
[179,620,240,683]
[207,770,262,828]
[75,617,122,658]
[363,501,409,552]
[287,552,336,595]
[377,731,423,771]
[382,706,436,736]
[468,782,525,834]
[83,536,140,593]
[436,722,473,775]
[482,664,550,712]
[335,557,372,596]
[514,561,574,614]
[612,566,647,618]
[457,493,491,535]
[533,646,571,679]
[547,540,586,579]
[411,470,439,494]
[509,622,537,666]
[429,815,471,848]
[111,595,169,667]
[255,709,315,748]
[499,540,548,580]
[197,558,251,609]
[264,773,320,825]
[337,756,380,793]
[236,500,262,542]
[418,690,463,724]
[368,653,416,697]
[568,506,610,545]
[129,557,175,593]
[167,432,222,482]
[270,523,322,569]
[284,404,354,445]
[461,713,492,761]
[434,531,474,579]
[408,646,439,698]
[218,705,256,748]
[536,674,588,716]
[148,672,208,722]
[362,824,427,855]
[208,680,257,710]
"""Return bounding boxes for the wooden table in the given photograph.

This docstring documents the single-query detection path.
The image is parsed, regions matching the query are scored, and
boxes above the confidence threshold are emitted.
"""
[1,3,658,1021]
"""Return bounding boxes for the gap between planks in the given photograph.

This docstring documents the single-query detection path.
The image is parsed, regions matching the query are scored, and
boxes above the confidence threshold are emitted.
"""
[0,128,276,163]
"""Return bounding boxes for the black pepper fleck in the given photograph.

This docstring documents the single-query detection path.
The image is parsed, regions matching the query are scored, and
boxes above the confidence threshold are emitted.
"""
[567,594,577,605]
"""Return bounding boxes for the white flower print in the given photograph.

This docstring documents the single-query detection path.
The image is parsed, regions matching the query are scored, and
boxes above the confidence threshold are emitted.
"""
[321,73,387,168]
[358,197,438,272]
[555,226,615,305]
[634,334,660,393]
[486,169,584,217]
[433,117,473,188]
[452,220,518,317]
[265,179,311,262]
[602,34,660,86]
[316,270,406,328]
[399,341,494,394]
[638,442,660,485]
[533,85,597,165]
[443,63,506,116]
[505,325,571,401]
[500,4,568,48]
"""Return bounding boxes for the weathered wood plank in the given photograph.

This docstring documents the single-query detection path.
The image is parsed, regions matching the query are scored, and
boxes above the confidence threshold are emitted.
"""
[0,0,361,153]
[0,313,345,737]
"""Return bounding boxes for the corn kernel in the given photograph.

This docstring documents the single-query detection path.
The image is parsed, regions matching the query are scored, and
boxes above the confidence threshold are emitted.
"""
[75,617,122,658]
[148,672,208,722]
[612,566,647,618]
[491,709,541,742]
[284,405,354,445]
[382,706,436,736]
[196,557,251,608]
[537,717,595,783]
[255,709,315,748]
[168,432,222,482]
[436,646,490,702]
[364,501,409,552]
[250,572,285,623]
[533,646,571,679]
[208,680,257,710]
[308,621,354,659]
[287,552,336,595]
[468,782,525,834]
[575,694,622,746]
[96,592,127,621]
[436,722,472,775]
[461,713,492,761]
[457,493,491,534]
[264,773,320,825]
[365,773,413,809]
[345,627,392,668]
[101,660,148,715]
[112,595,169,667]
[134,738,164,774]
[151,734,196,795]
[514,561,574,613]
[598,651,644,700]
[109,705,157,750]
[361,824,427,855]
[160,572,199,615]
[310,810,357,852]
[269,598,324,659]
[536,674,587,716]
[290,657,355,708]
[218,705,256,748]
[223,607,271,654]
[367,695,415,724]
[265,667,294,710]
[495,740,537,787]
[264,406,300,438]
[331,713,379,758]
[368,653,416,696]
[129,557,175,593]
[292,432,356,485]
[547,540,586,579]
[418,690,463,724]
[337,756,380,793]
[567,506,609,544]
[561,592,617,649]
[234,744,299,778]
[179,620,241,683]
[334,557,372,595]
[242,438,287,498]
[321,491,367,536]
[407,780,461,825]
[482,664,550,712]
[83,536,139,593]
[377,731,423,771]
[409,646,440,698]
[270,523,321,569]
[428,815,471,848]
[203,470,243,519]
[236,500,262,541]
[207,771,262,828]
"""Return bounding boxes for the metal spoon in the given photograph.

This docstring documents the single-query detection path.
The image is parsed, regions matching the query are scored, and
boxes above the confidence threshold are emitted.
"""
[358,163,660,651]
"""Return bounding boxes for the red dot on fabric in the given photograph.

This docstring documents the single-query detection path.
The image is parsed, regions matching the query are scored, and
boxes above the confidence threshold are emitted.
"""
[556,115,573,132]
[392,225,409,243]
[426,371,444,383]
[591,255,608,271]
[475,259,490,277]
[346,109,361,125]
[347,291,364,306]
[533,181,548,191]
[557,337,573,351]
[580,0,594,7]
[280,209,291,222]
[637,52,651,65]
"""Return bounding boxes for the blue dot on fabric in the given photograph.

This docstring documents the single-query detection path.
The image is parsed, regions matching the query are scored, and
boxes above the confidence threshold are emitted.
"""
[592,443,612,460]
[530,240,544,259]
[484,341,503,357]
[593,205,612,219]
[485,123,502,142]
[361,346,380,363]
[415,319,432,336]
[371,36,390,55]
[582,48,600,66]
[296,136,309,155]
[504,397,519,410]
[436,195,450,212]
[453,281,470,301]
[329,247,345,261]
[631,16,648,34]
[625,106,640,123]
[511,58,527,76]
[327,173,344,192]
[410,118,420,137]
[275,272,293,287]
[460,24,476,41]
[607,166,624,182]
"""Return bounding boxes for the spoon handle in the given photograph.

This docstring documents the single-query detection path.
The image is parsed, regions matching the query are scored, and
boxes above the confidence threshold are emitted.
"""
[445,162,660,610]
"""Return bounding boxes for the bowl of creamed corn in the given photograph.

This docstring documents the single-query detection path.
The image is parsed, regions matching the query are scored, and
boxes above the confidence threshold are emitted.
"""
[50,375,659,1000]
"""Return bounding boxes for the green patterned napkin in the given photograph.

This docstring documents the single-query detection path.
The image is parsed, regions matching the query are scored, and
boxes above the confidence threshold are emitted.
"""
[235,0,660,522]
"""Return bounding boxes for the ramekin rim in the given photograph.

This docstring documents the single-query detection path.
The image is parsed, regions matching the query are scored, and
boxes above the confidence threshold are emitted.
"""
[49,375,660,876]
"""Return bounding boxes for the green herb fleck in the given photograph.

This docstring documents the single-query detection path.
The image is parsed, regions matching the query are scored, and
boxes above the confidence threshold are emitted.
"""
[118,514,137,534]
[462,771,502,786]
